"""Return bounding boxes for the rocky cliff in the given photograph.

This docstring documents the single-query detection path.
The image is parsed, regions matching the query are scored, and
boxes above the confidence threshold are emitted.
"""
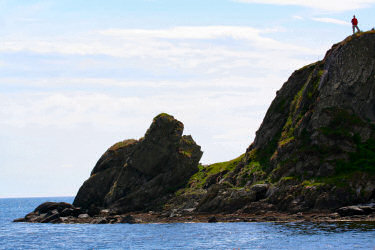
[182,31,375,214]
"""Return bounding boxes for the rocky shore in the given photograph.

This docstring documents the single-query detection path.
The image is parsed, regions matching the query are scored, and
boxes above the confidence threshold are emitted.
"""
[13,201,375,224]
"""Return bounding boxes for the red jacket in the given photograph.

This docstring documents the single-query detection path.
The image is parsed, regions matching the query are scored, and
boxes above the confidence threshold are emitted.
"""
[352,18,358,25]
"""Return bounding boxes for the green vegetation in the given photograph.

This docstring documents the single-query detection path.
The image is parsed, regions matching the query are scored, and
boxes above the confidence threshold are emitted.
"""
[301,108,375,176]
[154,113,175,122]
[280,176,298,182]
[299,61,319,71]
[179,150,192,157]
[300,169,373,190]
[255,132,282,169]
[307,69,324,99]
[320,108,364,140]
[236,159,267,186]
[279,66,323,149]
[335,138,375,174]
[302,179,325,187]
[341,30,375,45]
[240,66,324,182]
[187,154,245,189]
[155,113,172,118]
[109,139,137,151]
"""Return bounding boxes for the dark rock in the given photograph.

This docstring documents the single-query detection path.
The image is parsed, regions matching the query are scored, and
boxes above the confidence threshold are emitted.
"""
[266,216,277,221]
[34,202,74,214]
[314,193,342,210]
[120,215,135,224]
[30,213,47,223]
[358,206,375,214]
[73,113,203,213]
[90,217,108,224]
[203,171,228,189]
[337,206,366,216]
[208,216,218,223]
[13,218,26,222]
[250,184,269,200]
[71,208,83,217]
[88,205,101,217]
[40,213,60,223]
[197,185,257,213]
[25,212,38,220]
[46,209,59,216]
[60,208,74,217]
[240,201,275,214]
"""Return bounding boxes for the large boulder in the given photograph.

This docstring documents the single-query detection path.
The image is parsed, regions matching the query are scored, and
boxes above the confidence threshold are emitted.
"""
[73,113,203,213]
[34,202,74,214]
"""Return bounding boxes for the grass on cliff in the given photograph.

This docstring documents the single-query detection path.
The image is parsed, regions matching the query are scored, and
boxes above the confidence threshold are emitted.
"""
[245,62,323,176]
[109,139,137,151]
[279,67,324,148]
[340,29,375,46]
[183,154,245,190]
[246,94,375,187]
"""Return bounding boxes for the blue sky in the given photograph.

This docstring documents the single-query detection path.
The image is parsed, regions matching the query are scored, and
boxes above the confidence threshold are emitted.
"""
[1,0,375,197]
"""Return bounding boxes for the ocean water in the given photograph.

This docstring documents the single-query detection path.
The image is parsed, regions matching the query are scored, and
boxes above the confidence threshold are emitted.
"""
[0,197,374,249]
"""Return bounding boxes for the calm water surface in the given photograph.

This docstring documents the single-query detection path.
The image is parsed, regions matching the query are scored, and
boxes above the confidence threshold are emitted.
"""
[0,197,374,249]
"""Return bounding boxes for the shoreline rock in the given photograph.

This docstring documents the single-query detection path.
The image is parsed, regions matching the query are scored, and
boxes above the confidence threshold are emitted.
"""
[13,201,375,224]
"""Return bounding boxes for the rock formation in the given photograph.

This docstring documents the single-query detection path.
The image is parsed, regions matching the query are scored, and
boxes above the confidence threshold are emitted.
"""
[192,31,375,213]
[73,113,203,213]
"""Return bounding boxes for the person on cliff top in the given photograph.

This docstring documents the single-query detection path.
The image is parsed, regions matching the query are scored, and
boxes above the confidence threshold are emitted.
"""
[351,15,360,34]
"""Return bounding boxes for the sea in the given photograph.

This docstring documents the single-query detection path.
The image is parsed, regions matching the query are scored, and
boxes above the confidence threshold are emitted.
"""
[0,197,374,249]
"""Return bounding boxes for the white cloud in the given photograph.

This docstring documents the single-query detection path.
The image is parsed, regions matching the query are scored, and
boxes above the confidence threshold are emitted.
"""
[293,15,304,20]
[311,17,350,26]
[233,0,375,12]
[0,26,321,86]
[0,76,282,89]
[99,26,272,41]
[0,87,274,128]
[0,26,318,57]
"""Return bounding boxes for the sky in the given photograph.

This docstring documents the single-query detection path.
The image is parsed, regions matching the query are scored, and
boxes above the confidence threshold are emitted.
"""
[1,0,375,198]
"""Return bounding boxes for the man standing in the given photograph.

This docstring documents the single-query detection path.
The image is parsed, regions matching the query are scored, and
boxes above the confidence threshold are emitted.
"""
[351,15,360,34]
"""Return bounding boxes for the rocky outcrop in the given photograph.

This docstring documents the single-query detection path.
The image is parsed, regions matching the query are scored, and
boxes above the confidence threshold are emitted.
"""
[13,201,138,224]
[191,31,375,214]
[337,204,375,216]
[73,113,203,213]
[248,31,375,179]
